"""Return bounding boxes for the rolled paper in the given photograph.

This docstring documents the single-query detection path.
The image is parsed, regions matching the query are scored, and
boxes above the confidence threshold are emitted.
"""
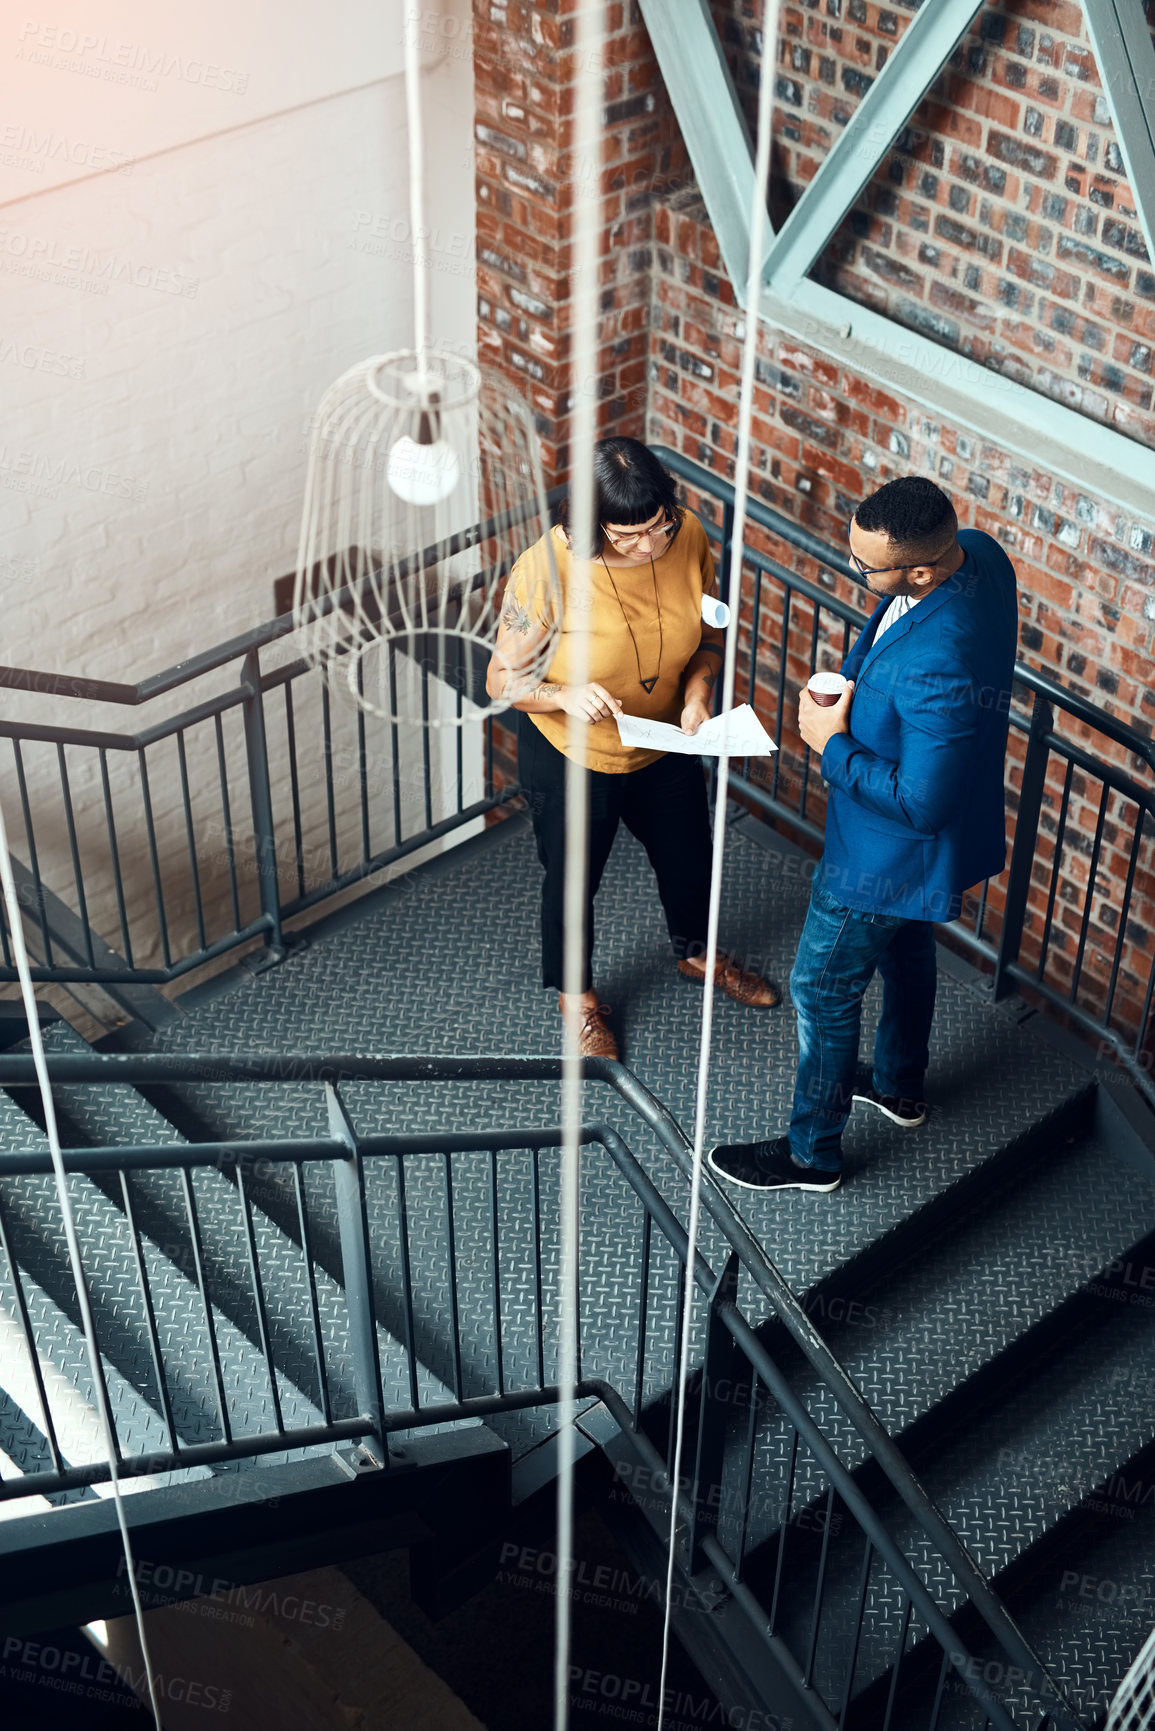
[701,594,731,629]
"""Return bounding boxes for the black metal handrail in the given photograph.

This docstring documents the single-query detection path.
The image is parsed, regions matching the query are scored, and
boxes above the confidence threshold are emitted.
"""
[0,1050,1084,1729]
[0,486,568,991]
[653,446,1155,774]
[652,445,1155,1102]
[3,446,1151,1102]
[0,488,569,708]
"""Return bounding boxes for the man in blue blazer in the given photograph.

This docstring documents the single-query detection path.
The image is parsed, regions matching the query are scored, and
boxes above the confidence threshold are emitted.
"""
[710,475,1019,1192]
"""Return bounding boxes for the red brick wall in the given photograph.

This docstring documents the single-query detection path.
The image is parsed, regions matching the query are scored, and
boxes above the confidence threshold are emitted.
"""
[471,0,689,484]
[711,0,1155,447]
[470,0,1155,1052]
[647,186,1155,1036]
[472,0,690,794]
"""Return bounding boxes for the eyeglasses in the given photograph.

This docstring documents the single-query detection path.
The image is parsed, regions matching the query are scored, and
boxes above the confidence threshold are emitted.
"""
[602,512,679,551]
[847,537,954,578]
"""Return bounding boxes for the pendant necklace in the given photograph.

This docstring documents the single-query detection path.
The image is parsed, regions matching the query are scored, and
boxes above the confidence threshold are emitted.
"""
[601,553,663,694]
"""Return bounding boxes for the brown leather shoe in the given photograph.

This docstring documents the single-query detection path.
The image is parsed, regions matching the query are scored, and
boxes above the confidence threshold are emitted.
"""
[562,1002,619,1060]
[677,953,780,1008]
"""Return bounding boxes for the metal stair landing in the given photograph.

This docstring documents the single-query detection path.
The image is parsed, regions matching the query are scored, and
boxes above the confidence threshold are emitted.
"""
[80,811,1088,1501]
[0,807,1138,1731]
[127,811,1091,1293]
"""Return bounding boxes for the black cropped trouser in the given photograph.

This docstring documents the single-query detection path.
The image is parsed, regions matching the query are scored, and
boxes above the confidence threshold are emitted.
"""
[517,711,713,992]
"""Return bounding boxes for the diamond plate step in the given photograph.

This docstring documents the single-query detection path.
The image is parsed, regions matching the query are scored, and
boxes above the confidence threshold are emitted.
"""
[723,1128,1154,1556]
[0,1089,218,1507]
[939,1437,1155,1730]
[31,1025,366,1425]
[912,1293,1155,1677]
[751,1239,1155,1720]
[0,1267,214,1509]
[0,1084,329,1490]
[0,1384,96,1507]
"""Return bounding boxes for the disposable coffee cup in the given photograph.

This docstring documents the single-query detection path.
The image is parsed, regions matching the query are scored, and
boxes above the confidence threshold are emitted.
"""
[807,671,848,708]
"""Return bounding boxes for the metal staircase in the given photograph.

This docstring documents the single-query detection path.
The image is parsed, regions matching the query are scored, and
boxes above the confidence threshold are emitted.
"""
[0,811,1150,1727]
[0,453,1152,1729]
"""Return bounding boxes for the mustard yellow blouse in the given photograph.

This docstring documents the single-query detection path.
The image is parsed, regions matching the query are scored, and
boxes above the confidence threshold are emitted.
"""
[504,511,716,774]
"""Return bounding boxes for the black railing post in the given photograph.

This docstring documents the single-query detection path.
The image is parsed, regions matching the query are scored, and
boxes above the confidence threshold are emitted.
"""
[707,497,736,809]
[994,689,1053,1002]
[689,1251,741,1571]
[241,646,285,961]
[327,1083,388,1465]
[718,497,735,622]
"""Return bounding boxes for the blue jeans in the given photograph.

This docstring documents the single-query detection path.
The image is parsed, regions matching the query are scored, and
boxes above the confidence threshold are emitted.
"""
[788,875,937,1171]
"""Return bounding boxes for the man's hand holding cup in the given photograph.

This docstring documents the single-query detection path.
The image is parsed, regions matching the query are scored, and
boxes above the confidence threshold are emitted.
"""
[799,671,854,755]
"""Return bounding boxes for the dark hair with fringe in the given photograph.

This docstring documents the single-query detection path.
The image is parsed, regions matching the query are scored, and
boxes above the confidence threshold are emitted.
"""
[555,437,682,556]
[853,475,958,562]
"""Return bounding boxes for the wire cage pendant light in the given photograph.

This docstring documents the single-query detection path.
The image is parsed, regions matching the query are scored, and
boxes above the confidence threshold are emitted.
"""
[292,19,560,728]
[293,347,560,726]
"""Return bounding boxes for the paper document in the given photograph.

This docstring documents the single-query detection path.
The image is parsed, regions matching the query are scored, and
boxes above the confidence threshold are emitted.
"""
[615,703,777,757]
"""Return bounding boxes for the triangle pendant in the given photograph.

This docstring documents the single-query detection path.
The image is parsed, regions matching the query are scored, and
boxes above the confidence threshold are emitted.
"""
[639,677,659,694]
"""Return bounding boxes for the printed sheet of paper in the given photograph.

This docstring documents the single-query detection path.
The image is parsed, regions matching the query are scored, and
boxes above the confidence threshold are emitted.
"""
[615,703,777,757]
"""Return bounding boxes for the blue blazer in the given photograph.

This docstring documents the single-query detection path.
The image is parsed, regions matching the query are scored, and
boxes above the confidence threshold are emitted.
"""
[818,529,1019,921]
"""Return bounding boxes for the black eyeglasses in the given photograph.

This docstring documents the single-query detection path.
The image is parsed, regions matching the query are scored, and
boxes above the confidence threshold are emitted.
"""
[847,536,954,578]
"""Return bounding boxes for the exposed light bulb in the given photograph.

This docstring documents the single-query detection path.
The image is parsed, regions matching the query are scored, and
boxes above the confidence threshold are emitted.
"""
[387,434,460,505]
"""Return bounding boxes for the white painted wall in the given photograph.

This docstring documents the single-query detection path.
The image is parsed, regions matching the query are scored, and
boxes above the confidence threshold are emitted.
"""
[1,1,457,202]
[0,0,485,990]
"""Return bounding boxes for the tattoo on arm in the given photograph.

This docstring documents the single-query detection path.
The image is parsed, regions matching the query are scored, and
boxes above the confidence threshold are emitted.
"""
[532,682,561,704]
[687,644,721,692]
[501,595,533,636]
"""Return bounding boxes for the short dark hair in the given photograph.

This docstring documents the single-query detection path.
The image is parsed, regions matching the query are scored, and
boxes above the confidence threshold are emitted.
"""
[854,476,958,563]
[556,437,682,555]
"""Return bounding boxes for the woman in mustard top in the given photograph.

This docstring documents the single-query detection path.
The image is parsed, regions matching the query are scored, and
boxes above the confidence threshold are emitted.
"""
[486,438,778,1058]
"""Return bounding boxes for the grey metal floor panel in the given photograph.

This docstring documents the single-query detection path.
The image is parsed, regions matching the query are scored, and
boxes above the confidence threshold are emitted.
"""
[995,1470,1155,1725]
[123,814,1090,1467]
[136,815,1090,1285]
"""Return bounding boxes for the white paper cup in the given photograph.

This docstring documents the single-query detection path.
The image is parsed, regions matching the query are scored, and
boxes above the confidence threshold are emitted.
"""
[701,594,731,629]
[807,671,848,708]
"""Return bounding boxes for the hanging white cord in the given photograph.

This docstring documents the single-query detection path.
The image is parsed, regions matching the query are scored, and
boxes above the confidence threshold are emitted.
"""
[402,7,429,371]
[0,796,165,1730]
[554,2,606,1727]
[655,9,781,1724]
